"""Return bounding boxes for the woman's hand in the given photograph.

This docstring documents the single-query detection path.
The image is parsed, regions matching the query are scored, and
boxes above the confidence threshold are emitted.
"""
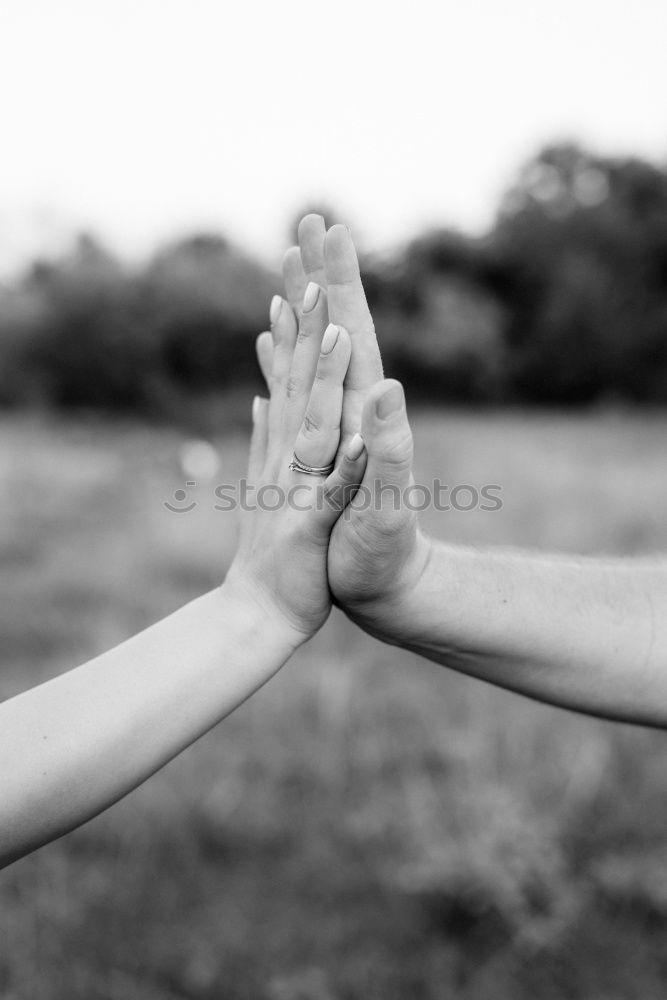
[224,283,365,642]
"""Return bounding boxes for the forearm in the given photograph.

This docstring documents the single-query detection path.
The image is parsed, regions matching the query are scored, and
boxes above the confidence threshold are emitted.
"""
[386,537,667,725]
[0,585,300,868]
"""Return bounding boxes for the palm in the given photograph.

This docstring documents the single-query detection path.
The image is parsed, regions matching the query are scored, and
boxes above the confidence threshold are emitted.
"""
[328,499,416,615]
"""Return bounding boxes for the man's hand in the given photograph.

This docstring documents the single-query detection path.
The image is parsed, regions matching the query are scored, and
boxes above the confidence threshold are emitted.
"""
[283,215,384,454]
[328,377,432,643]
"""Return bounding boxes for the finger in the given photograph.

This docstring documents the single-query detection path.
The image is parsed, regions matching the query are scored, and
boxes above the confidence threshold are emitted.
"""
[284,282,328,440]
[247,395,269,482]
[293,325,351,470]
[267,295,298,453]
[298,214,327,288]
[360,380,413,491]
[324,225,384,394]
[322,432,367,517]
[256,331,273,390]
[282,246,307,317]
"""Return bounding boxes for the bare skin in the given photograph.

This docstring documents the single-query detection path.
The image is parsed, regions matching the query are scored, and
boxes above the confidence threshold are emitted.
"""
[0,282,364,868]
[269,216,667,728]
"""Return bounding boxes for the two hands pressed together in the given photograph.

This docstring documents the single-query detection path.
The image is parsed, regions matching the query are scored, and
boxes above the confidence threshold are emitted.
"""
[3,217,667,870]
[228,215,426,649]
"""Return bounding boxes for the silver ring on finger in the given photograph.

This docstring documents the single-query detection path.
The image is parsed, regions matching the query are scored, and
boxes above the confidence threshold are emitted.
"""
[288,454,335,477]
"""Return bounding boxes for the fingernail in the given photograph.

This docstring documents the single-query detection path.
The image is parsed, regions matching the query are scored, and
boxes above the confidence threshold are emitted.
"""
[346,433,365,462]
[376,383,404,419]
[270,295,282,325]
[320,323,340,355]
[302,282,320,313]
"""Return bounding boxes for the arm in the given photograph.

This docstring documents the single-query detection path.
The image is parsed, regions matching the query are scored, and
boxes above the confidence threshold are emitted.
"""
[0,280,362,868]
[375,537,667,726]
[283,217,667,728]
[0,586,298,869]
[332,366,667,727]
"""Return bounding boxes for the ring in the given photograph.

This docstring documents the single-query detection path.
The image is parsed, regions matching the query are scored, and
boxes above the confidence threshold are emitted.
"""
[288,454,335,477]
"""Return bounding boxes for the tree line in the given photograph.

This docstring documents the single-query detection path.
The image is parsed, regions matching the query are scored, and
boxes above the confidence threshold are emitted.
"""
[2,142,667,414]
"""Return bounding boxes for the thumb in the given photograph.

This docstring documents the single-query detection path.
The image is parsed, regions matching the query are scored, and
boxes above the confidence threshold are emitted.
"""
[360,379,413,492]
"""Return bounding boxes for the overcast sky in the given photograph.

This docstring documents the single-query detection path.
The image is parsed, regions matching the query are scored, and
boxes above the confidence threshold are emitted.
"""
[1,0,666,273]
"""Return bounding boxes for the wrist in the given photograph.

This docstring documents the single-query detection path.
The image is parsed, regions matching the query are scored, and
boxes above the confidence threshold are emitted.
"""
[341,530,434,646]
[220,568,310,657]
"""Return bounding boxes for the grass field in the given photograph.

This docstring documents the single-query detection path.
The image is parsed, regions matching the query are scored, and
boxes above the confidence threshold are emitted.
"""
[3,408,667,999]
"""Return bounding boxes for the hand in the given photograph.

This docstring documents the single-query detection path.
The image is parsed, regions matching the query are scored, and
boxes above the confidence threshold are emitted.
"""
[225,285,365,642]
[328,377,432,643]
[273,217,431,643]
[282,215,384,455]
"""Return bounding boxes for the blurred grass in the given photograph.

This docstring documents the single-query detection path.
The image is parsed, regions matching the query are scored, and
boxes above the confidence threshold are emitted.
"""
[3,409,667,999]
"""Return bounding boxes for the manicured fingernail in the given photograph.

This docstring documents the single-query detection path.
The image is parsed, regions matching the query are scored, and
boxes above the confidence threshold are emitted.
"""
[252,395,261,422]
[303,282,320,313]
[320,323,340,354]
[270,295,282,325]
[346,433,365,462]
[376,383,404,419]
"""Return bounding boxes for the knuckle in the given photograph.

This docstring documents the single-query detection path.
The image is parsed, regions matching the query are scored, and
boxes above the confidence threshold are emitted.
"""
[285,374,301,400]
[381,432,413,467]
[302,410,322,436]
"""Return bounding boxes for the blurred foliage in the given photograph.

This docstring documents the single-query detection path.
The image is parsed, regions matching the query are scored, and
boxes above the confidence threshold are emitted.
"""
[0,233,278,414]
[3,141,667,413]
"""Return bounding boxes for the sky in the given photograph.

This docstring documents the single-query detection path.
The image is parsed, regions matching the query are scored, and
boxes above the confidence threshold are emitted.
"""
[1,0,666,273]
